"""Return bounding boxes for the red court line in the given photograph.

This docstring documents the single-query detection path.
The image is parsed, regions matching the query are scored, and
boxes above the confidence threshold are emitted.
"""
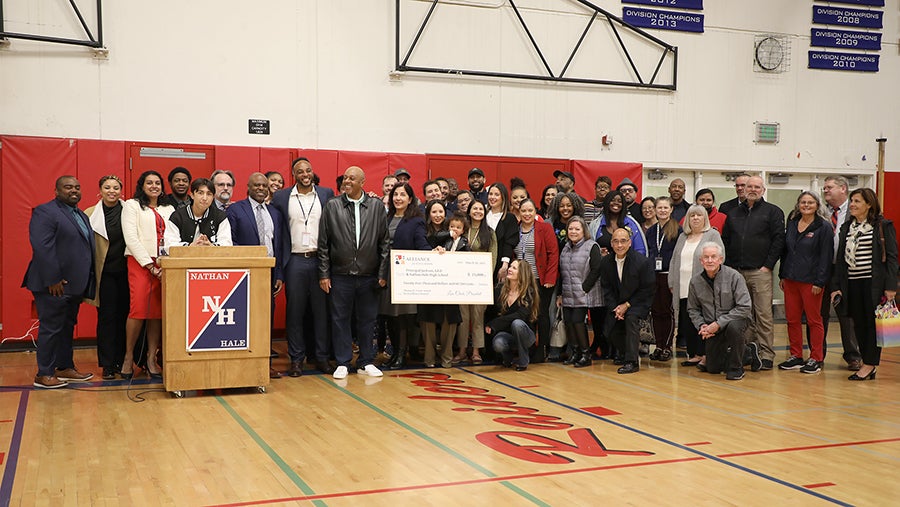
[684,441,712,446]
[718,437,900,458]
[206,456,705,506]
[804,482,836,489]
[207,437,899,506]
[518,385,540,388]
[0,420,12,423]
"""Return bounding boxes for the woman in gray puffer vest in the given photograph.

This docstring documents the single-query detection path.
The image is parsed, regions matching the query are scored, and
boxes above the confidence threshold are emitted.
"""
[558,216,603,367]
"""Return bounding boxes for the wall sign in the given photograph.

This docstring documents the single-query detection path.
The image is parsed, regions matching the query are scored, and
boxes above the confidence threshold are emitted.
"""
[248,119,270,135]
[812,6,883,28]
[622,0,703,10]
[811,28,881,50]
[622,7,704,33]
[808,51,879,72]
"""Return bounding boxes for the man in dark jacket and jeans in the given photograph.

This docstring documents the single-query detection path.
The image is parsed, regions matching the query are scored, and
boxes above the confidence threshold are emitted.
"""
[721,176,785,371]
[318,166,390,380]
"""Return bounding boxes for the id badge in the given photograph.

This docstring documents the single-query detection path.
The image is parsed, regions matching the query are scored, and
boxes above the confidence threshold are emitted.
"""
[301,232,312,247]
[655,256,663,271]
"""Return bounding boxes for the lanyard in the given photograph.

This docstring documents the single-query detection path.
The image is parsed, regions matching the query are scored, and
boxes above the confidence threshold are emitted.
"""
[295,192,318,226]
[656,224,665,253]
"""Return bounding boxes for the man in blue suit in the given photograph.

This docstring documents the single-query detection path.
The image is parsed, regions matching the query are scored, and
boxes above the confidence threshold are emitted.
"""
[23,176,96,388]
[270,157,335,376]
[227,173,286,379]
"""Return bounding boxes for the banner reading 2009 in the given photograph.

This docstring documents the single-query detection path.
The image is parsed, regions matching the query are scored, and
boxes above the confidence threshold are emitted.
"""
[390,250,494,305]
[186,269,250,351]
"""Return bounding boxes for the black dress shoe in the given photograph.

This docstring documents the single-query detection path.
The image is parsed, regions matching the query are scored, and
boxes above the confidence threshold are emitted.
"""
[269,368,282,379]
[617,363,639,374]
[515,364,528,371]
[288,361,303,377]
[681,360,701,367]
[102,367,117,380]
[696,364,708,372]
[848,368,876,381]
[316,361,335,374]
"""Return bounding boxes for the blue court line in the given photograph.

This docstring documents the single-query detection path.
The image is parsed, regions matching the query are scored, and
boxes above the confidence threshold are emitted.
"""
[462,367,854,506]
[214,396,327,507]
[0,390,30,507]
[317,376,551,507]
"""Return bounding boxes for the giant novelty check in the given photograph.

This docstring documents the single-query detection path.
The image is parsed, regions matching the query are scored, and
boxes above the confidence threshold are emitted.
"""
[390,250,494,305]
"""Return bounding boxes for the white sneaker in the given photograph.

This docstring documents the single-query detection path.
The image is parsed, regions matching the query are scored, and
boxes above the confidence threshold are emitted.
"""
[358,364,384,377]
[333,366,348,379]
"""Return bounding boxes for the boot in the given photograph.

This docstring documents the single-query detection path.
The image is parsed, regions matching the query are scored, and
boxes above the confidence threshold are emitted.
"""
[387,347,407,370]
[573,325,591,368]
[575,348,592,368]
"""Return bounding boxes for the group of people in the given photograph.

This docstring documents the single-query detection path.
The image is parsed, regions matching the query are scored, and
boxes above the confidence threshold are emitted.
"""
[24,162,897,388]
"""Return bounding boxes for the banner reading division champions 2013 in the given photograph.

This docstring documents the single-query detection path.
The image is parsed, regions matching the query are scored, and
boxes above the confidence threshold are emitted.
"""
[185,269,250,351]
[390,250,494,305]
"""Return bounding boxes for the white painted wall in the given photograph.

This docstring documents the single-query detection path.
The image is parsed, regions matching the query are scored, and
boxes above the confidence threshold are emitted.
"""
[1,0,897,175]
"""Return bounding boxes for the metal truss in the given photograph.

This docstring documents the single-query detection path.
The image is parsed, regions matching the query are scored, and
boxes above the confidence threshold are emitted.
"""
[396,0,677,90]
[0,0,104,49]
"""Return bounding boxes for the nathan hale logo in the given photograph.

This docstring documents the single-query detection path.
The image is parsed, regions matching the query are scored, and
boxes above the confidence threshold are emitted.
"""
[185,270,250,351]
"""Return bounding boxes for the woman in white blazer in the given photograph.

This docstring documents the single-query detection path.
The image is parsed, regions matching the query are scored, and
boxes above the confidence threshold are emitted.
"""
[120,171,174,380]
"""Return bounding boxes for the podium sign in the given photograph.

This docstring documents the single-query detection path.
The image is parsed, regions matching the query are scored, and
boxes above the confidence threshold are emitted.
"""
[186,269,250,351]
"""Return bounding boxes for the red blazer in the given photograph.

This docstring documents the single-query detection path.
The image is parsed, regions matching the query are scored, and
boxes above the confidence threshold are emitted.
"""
[530,220,559,285]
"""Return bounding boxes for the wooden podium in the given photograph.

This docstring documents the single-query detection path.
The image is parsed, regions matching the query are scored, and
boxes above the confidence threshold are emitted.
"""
[159,246,275,397]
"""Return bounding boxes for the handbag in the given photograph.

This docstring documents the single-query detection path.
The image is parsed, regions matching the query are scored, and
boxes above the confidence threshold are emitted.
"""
[875,299,900,348]
[639,317,655,345]
[549,314,567,347]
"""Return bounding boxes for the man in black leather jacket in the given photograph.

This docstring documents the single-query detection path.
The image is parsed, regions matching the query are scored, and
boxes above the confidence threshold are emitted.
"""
[318,166,390,379]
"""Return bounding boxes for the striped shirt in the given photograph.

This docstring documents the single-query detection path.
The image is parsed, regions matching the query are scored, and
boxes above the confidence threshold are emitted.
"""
[847,229,873,280]
[515,227,538,279]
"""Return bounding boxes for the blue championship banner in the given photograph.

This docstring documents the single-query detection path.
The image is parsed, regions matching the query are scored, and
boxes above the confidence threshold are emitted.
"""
[812,6,883,29]
[622,0,703,10]
[824,0,884,6]
[186,269,250,351]
[811,28,881,50]
[808,51,879,72]
[622,6,704,33]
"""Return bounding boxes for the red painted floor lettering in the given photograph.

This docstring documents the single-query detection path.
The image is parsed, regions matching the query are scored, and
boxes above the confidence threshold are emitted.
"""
[580,406,621,416]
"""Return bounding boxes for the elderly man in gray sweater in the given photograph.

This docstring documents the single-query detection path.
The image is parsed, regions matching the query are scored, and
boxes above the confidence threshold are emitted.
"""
[687,242,753,380]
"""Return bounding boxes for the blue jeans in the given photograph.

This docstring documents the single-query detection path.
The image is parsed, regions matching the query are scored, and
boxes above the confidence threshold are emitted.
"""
[329,274,378,367]
[492,319,536,367]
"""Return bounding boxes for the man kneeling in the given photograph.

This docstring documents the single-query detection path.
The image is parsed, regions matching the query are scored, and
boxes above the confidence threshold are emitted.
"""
[687,243,752,380]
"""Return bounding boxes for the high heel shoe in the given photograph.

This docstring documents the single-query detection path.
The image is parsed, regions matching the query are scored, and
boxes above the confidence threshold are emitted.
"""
[848,368,876,381]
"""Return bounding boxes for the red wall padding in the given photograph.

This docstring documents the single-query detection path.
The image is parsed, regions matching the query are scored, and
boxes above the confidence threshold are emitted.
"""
[2,137,78,343]
[0,135,646,343]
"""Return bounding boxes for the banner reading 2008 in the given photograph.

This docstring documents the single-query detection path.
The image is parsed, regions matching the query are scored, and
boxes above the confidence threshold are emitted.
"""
[390,250,494,305]
[186,269,250,351]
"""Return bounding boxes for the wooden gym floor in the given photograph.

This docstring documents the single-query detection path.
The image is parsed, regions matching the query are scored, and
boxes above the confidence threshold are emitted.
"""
[0,322,897,506]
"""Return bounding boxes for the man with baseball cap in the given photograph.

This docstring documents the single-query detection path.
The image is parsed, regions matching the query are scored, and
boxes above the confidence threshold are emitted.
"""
[616,177,643,224]
[468,168,487,204]
[393,168,411,185]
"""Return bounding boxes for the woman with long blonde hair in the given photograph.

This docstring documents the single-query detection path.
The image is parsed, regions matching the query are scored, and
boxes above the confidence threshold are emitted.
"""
[487,259,540,371]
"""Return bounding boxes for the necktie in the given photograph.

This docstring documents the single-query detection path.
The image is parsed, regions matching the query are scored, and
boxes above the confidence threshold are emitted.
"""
[831,208,839,232]
[255,203,272,255]
[72,207,90,241]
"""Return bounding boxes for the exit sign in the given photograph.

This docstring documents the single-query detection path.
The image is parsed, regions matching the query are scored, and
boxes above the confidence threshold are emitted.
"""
[754,122,780,144]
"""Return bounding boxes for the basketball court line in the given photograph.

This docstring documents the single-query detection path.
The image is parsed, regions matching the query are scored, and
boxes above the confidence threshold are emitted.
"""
[0,390,29,506]
[207,370,898,506]
[463,367,855,506]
